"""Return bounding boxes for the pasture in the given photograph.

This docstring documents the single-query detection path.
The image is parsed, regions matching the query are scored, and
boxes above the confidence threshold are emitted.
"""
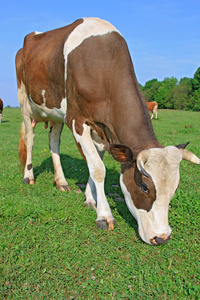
[0,107,199,299]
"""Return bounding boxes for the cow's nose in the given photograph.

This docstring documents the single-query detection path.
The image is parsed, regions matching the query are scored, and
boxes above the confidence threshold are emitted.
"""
[150,234,171,245]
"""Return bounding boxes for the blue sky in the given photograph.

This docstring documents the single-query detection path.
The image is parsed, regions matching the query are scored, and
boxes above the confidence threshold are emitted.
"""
[1,0,200,107]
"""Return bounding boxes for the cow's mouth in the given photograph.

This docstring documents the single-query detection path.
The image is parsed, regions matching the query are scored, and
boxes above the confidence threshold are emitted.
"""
[150,234,171,245]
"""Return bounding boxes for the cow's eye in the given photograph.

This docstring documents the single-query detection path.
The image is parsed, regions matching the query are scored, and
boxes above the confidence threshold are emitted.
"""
[140,183,149,194]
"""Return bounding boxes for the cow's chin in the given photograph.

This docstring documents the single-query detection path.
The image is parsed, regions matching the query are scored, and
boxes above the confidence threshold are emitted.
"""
[135,210,172,245]
[120,174,172,245]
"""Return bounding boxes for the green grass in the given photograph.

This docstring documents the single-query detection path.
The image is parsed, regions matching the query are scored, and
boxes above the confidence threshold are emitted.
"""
[0,108,199,299]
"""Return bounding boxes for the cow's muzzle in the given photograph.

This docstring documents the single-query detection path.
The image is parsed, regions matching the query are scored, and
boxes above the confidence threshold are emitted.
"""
[150,234,171,245]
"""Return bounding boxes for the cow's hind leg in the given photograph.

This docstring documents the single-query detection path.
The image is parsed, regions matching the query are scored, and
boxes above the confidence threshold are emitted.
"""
[49,122,70,191]
[72,120,115,230]
[17,85,35,185]
[20,116,35,185]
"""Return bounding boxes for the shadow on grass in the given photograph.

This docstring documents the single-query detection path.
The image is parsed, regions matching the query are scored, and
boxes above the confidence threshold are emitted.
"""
[0,120,9,123]
[33,153,138,235]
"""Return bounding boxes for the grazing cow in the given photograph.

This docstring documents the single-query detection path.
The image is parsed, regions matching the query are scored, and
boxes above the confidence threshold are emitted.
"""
[15,18,200,245]
[147,101,158,119]
[0,98,3,123]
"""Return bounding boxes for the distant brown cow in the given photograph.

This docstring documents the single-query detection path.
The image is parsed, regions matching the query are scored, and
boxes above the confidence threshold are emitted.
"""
[147,101,158,119]
[0,98,3,123]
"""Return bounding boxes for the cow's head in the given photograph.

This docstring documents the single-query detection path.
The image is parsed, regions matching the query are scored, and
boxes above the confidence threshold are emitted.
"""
[110,143,200,245]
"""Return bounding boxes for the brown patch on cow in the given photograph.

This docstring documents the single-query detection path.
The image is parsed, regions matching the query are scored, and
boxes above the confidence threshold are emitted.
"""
[66,32,162,153]
[122,162,156,212]
[27,163,33,170]
[16,19,83,109]
[74,139,86,162]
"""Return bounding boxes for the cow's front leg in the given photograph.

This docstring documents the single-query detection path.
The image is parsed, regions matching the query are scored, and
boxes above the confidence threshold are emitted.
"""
[72,120,115,230]
[85,176,97,210]
[49,122,70,191]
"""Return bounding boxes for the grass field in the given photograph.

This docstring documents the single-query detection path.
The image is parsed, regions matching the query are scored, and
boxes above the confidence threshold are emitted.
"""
[0,108,200,299]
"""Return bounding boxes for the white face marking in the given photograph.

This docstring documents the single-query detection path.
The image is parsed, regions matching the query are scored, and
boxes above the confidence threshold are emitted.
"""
[120,146,182,245]
[120,174,172,245]
[63,17,121,82]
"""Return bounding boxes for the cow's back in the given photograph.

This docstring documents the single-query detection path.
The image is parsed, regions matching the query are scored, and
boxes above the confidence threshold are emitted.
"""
[16,19,83,109]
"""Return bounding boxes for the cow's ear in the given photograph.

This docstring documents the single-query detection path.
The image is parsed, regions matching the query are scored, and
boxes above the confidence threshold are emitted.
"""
[110,144,134,163]
[176,141,189,149]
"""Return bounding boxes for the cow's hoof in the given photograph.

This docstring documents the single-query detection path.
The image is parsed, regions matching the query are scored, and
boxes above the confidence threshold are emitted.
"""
[84,201,97,211]
[96,219,115,230]
[58,185,71,192]
[23,178,29,184]
[23,178,34,185]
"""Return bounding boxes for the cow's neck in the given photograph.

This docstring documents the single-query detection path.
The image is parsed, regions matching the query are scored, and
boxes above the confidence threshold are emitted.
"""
[104,83,163,154]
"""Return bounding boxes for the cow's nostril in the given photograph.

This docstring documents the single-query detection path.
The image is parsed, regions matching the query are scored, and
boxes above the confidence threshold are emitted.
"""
[150,235,171,245]
[150,236,157,245]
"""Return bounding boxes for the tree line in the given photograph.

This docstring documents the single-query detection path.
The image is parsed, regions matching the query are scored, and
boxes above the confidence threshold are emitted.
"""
[140,67,200,111]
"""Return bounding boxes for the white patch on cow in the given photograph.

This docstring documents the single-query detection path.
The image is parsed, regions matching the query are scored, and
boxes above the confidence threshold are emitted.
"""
[28,94,67,123]
[41,90,46,106]
[84,131,105,208]
[63,17,121,82]
[72,120,105,182]
[34,31,43,35]
[72,119,114,222]
[120,146,182,245]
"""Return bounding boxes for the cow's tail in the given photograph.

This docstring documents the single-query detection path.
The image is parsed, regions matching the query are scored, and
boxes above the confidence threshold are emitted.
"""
[19,121,27,166]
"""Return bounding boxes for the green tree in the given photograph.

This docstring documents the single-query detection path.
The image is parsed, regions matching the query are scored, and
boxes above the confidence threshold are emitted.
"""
[140,67,200,111]
[190,67,200,111]
[142,79,160,102]
[173,77,193,110]
[192,67,200,91]
[154,77,178,109]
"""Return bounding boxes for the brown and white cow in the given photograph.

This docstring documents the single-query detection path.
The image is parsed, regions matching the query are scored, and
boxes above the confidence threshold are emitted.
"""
[0,98,3,123]
[147,101,158,119]
[15,18,200,245]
